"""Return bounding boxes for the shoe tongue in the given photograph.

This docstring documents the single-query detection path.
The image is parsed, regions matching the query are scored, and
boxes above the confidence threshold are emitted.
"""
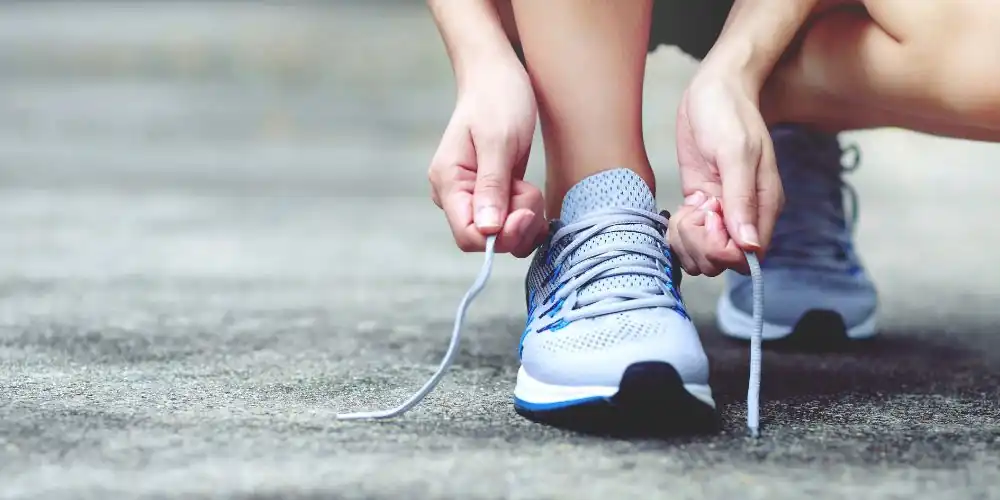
[558,168,664,304]
[770,126,851,262]
[560,168,656,224]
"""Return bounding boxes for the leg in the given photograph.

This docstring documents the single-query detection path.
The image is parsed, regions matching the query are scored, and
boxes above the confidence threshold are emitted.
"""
[510,0,655,218]
[504,0,716,433]
[495,0,523,63]
[764,0,1000,140]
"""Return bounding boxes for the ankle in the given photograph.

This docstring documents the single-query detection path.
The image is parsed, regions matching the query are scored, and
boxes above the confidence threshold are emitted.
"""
[545,159,655,219]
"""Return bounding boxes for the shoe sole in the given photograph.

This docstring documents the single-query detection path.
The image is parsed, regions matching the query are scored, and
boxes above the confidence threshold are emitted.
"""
[513,362,717,436]
[716,291,878,344]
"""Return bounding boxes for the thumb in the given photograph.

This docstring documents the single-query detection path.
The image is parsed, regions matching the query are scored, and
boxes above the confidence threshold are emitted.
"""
[717,142,762,252]
[471,133,516,234]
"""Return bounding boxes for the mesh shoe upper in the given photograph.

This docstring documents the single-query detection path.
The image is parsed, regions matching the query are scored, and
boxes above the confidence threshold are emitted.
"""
[520,168,707,388]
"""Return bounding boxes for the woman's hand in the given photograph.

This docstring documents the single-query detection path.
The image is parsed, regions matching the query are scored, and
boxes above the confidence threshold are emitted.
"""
[428,58,545,257]
[671,70,784,276]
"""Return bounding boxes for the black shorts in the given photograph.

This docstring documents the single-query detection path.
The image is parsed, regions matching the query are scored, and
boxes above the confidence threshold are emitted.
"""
[511,0,734,64]
[649,0,734,60]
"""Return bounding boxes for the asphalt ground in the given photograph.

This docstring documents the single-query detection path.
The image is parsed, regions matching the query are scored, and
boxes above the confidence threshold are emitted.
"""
[2,3,999,499]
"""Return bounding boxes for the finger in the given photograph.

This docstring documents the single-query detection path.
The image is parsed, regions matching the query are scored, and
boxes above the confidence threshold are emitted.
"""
[675,102,723,200]
[669,205,704,276]
[495,180,543,254]
[677,199,746,276]
[694,197,749,273]
[430,169,443,208]
[496,209,536,254]
[753,139,784,255]
[679,209,723,277]
[681,211,728,277]
[429,117,476,210]
[471,131,517,234]
[670,230,700,276]
[716,135,764,252]
[511,211,547,258]
[703,210,750,275]
[510,180,547,258]
[511,131,533,183]
[682,190,708,208]
[441,190,488,252]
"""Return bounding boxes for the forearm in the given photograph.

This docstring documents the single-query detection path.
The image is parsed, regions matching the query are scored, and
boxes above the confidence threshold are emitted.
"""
[700,0,820,89]
[427,0,519,90]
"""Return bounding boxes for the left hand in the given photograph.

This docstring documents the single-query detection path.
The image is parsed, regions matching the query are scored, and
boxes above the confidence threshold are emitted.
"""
[670,69,784,276]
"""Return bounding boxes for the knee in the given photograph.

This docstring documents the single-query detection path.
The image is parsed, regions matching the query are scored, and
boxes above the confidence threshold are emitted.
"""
[940,63,1000,127]
[886,1,1000,126]
[934,25,1000,125]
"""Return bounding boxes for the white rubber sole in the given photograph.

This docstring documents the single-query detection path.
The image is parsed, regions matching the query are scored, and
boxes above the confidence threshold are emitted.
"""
[716,291,878,341]
[513,366,716,410]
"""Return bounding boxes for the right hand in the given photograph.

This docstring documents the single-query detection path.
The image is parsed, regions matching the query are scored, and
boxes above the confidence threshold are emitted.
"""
[670,70,784,276]
[428,58,545,257]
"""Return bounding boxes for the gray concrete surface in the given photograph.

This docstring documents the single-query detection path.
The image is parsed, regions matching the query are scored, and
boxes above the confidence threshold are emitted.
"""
[2,2,1000,499]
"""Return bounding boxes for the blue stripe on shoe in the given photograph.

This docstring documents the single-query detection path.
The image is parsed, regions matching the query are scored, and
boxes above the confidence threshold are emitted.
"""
[513,395,609,412]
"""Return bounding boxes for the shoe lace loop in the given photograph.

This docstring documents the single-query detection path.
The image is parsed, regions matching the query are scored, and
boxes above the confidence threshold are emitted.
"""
[768,139,862,269]
[530,208,677,329]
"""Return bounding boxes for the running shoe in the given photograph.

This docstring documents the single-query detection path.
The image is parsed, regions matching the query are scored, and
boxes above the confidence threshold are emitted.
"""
[514,168,715,434]
[717,126,878,346]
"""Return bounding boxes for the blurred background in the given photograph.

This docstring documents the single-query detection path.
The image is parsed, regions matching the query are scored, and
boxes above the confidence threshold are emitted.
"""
[3,0,997,298]
[4,1,1000,498]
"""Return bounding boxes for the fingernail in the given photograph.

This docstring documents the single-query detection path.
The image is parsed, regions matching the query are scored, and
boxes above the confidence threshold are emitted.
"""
[684,191,707,207]
[705,211,721,232]
[699,196,717,211]
[739,223,761,248]
[475,205,501,229]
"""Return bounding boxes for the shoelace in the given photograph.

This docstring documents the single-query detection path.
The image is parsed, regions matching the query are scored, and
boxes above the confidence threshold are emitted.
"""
[531,208,677,326]
[768,143,861,269]
[336,236,496,420]
[338,231,766,438]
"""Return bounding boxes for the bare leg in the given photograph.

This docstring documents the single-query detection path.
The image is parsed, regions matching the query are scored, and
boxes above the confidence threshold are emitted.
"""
[508,0,654,218]
[763,0,1000,141]
[496,0,520,56]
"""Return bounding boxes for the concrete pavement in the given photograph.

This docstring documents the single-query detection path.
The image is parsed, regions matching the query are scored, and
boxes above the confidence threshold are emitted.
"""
[2,3,1000,499]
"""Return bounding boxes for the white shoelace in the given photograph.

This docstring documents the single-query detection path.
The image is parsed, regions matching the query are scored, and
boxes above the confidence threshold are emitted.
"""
[533,208,677,326]
[337,235,766,438]
[745,251,764,437]
[335,236,496,421]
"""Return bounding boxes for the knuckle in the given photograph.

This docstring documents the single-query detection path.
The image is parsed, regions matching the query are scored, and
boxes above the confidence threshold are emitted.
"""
[427,161,447,184]
[455,237,479,252]
[702,267,722,278]
[717,136,749,160]
[697,256,721,277]
[523,183,544,201]
[476,171,506,192]
[732,191,758,207]
[717,134,762,166]
[774,187,786,210]
[705,248,730,264]
[476,126,517,147]
[705,240,738,259]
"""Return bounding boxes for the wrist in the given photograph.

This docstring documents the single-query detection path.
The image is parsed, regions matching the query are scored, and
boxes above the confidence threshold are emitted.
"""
[699,42,768,92]
[698,0,819,91]
[454,46,524,93]
[428,0,521,92]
